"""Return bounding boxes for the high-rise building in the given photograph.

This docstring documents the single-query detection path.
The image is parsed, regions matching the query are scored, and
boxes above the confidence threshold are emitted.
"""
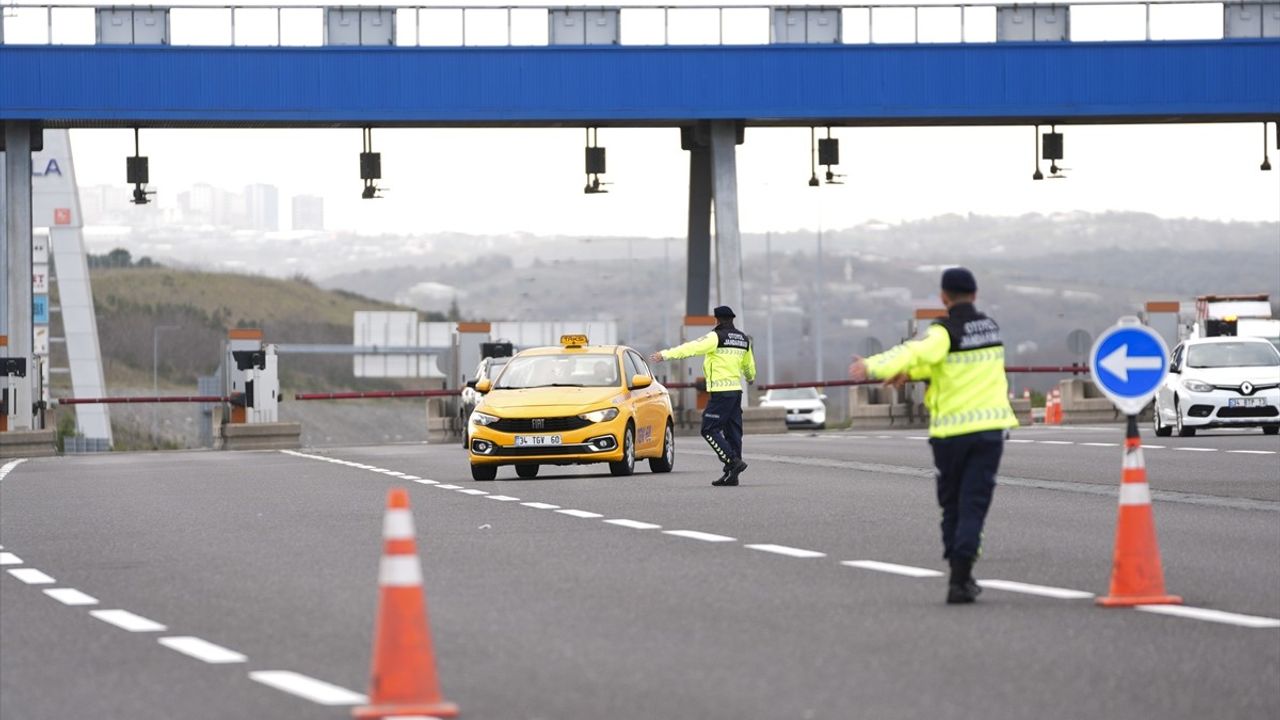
[291,194,325,231]
[244,183,279,231]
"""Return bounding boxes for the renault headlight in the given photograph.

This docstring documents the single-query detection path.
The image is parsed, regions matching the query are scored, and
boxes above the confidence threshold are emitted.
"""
[470,411,500,426]
[579,408,620,424]
[1181,379,1213,393]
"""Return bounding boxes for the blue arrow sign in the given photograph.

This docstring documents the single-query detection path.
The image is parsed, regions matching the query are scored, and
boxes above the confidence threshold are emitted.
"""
[1089,319,1169,414]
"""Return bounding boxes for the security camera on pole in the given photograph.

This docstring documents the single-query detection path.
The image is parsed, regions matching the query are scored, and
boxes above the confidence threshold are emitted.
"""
[1088,316,1182,607]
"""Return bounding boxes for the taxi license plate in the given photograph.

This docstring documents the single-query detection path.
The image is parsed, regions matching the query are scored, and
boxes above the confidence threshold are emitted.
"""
[1228,398,1267,408]
[515,435,562,447]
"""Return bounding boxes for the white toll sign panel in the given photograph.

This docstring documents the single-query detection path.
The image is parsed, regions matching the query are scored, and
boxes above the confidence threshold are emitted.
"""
[1089,317,1170,415]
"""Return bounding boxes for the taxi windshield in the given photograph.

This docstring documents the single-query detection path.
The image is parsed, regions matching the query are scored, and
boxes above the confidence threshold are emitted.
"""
[495,354,621,389]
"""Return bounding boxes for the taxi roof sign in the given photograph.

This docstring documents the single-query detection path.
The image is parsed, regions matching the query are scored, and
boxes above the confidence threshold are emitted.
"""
[560,334,589,348]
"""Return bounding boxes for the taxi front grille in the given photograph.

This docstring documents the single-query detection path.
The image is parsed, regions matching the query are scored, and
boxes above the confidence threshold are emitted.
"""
[1216,406,1279,419]
[490,416,592,433]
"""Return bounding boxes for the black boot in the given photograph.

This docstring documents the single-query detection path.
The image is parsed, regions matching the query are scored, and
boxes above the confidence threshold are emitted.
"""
[946,557,980,605]
[712,459,747,486]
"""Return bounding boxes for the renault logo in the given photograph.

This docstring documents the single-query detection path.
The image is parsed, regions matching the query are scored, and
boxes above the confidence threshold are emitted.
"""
[1240,382,1254,396]
[531,418,545,430]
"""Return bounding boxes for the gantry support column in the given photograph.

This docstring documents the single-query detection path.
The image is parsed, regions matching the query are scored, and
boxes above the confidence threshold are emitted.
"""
[683,121,744,322]
[684,140,712,318]
[709,121,743,325]
[2,121,35,430]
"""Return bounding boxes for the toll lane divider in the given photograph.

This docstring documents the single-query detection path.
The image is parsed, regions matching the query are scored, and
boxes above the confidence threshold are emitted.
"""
[278,449,1280,630]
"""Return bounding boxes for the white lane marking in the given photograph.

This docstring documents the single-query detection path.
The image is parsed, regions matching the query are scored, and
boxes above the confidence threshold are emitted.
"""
[1228,450,1277,455]
[1175,447,1217,453]
[1141,445,1166,450]
[435,484,462,490]
[556,509,604,519]
[413,478,439,485]
[249,671,369,706]
[522,502,560,510]
[1135,605,1280,629]
[907,436,929,440]
[1038,441,1074,445]
[401,475,421,480]
[876,435,893,439]
[977,579,1095,600]
[664,530,737,543]
[0,458,29,479]
[846,435,868,439]
[0,552,23,565]
[1007,439,1034,444]
[1081,442,1118,447]
[456,489,489,495]
[745,544,826,559]
[383,471,409,477]
[43,588,99,606]
[8,568,55,584]
[486,495,521,502]
[842,560,944,578]
[159,636,248,664]
[604,519,662,530]
[91,609,167,632]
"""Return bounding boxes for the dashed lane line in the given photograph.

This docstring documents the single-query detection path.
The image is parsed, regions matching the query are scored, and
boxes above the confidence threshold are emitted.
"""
[1037,441,1074,445]
[90,609,168,632]
[413,478,439,485]
[1081,442,1118,447]
[1007,439,1035,444]
[43,588,99,606]
[249,671,368,706]
[842,560,944,578]
[977,580,1095,600]
[1135,605,1280,629]
[8,568,55,584]
[745,544,827,559]
[0,552,23,565]
[1229,450,1277,455]
[521,502,561,510]
[1141,445,1166,450]
[1175,447,1218,452]
[455,488,489,495]
[435,484,462,490]
[604,519,663,530]
[556,509,604,519]
[663,530,736,543]
[158,636,248,664]
[486,495,522,502]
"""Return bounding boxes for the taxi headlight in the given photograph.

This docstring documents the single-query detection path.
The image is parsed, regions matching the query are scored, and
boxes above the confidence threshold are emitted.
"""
[1181,379,1214,393]
[470,411,500,426]
[579,408,620,424]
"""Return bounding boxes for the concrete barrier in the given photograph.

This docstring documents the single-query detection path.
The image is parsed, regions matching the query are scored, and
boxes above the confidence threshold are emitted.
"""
[1058,378,1135,424]
[220,422,303,451]
[673,405,788,436]
[0,429,57,458]
[846,384,928,430]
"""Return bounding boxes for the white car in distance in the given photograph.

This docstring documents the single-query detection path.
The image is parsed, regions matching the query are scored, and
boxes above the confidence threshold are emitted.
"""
[760,387,827,430]
[1153,336,1280,437]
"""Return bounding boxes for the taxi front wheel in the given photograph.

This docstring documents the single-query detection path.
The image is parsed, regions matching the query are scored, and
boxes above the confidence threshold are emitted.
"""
[471,464,497,481]
[609,425,636,477]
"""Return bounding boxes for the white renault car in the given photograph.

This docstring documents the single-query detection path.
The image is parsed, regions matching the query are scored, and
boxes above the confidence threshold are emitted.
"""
[760,387,827,430]
[1153,336,1280,437]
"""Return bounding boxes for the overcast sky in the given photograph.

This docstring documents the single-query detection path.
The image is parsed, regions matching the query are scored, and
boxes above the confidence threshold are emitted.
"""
[24,0,1274,237]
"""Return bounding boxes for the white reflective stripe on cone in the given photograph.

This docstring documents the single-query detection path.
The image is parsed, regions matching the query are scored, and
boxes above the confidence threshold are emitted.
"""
[1123,448,1145,469]
[378,555,424,587]
[1119,483,1152,506]
[382,509,416,540]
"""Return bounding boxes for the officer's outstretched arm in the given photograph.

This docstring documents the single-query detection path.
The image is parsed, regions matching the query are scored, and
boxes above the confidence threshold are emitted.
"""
[658,332,717,361]
[864,325,949,380]
[743,345,757,383]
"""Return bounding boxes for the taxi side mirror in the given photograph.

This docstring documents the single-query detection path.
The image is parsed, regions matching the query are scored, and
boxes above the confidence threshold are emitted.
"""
[475,378,492,394]
[465,379,478,389]
[631,375,653,389]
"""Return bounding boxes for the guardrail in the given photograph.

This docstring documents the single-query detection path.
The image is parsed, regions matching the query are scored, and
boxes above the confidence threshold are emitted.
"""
[53,394,229,404]
[0,1,1240,47]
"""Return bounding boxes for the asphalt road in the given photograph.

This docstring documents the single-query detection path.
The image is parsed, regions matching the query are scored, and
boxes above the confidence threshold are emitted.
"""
[2,426,1277,720]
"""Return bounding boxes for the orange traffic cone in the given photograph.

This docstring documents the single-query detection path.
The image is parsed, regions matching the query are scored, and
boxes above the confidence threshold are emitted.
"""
[1097,418,1182,607]
[353,489,459,719]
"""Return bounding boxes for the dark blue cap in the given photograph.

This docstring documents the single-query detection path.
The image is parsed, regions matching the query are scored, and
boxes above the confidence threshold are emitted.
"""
[941,267,977,294]
[713,305,736,319]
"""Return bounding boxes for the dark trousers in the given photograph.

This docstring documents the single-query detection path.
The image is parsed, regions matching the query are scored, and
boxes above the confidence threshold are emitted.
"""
[701,391,744,464]
[929,430,1004,563]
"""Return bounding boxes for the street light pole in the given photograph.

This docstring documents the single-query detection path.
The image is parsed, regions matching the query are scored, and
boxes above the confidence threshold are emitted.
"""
[152,324,181,441]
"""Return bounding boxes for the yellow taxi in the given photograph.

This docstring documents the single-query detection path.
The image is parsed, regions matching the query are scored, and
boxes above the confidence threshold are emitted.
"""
[467,335,675,481]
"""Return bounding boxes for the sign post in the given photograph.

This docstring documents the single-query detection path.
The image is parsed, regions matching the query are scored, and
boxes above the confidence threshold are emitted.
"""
[1089,316,1181,607]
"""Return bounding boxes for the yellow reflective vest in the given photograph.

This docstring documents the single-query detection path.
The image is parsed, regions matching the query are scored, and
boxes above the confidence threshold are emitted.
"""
[660,325,756,392]
[865,304,1019,438]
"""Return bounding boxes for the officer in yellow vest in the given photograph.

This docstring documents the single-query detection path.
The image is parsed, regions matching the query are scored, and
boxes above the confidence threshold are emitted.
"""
[850,268,1018,603]
[651,305,756,486]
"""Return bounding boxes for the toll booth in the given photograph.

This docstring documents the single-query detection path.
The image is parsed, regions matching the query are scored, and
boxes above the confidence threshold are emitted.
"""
[224,329,280,424]
[1,334,39,433]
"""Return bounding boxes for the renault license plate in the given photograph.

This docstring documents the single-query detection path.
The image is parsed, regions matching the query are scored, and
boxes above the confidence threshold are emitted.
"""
[1228,398,1266,408]
[515,435,562,447]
